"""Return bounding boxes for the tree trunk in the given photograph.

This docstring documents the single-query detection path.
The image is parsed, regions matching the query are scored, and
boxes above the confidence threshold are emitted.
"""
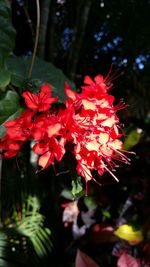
[46,0,57,62]
[67,0,92,80]
[37,0,51,59]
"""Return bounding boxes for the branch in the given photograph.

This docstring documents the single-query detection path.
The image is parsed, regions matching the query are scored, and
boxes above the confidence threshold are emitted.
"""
[28,0,40,78]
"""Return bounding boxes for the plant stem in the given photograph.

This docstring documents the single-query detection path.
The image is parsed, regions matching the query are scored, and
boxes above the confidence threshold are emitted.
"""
[28,0,40,79]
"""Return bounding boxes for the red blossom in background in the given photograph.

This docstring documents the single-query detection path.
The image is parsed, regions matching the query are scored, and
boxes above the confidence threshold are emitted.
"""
[0,74,130,186]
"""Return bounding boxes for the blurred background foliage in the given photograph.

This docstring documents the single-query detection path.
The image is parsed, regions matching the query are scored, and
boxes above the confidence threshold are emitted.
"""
[0,0,150,266]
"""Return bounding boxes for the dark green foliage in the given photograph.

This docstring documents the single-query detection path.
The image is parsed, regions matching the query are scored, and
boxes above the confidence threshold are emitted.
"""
[0,0,16,88]
[6,56,75,99]
[0,0,16,57]
[0,91,20,124]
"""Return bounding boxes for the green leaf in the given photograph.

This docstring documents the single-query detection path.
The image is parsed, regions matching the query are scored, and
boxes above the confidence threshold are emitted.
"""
[0,67,11,88]
[6,56,29,87]
[102,210,111,218]
[0,91,21,124]
[61,189,74,200]
[0,0,16,57]
[123,129,142,150]
[72,177,83,196]
[84,196,97,209]
[6,56,76,100]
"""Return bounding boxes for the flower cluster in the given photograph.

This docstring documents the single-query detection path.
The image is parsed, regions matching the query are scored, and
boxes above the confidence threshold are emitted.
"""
[0,74,130,183]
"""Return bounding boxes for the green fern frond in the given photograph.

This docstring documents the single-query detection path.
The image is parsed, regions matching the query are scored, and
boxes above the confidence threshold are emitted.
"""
[16,196,52,258]
[0,195,52,266]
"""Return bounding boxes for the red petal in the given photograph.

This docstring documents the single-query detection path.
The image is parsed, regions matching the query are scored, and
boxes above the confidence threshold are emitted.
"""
[4,150,19,158]
[6,128,26,141]
[9,142,21,151]
[94,74,104,84]
[76,162,92,182]
[39,84,52,99]
[38,97,58,112]
[65,82,77,100]
[22,91,38,110]
[84,75,94,85]
[31,129,45,140]
[54,144,65,161]
[38,151,54,169]
[38,84,58,111]
[4,119,18,127]
[47,123,61,138]
[82,99,96,111]
[33,142,49,154]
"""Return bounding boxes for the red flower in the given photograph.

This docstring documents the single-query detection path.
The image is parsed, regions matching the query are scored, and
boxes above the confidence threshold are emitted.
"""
[64,75,129,183]
[0,135,23,158]
[81,74,112,98]
[0,72,131,186]
[22,83,58,112]
[33,137,65,169]
[4,110,34,141]
[0,110,34,158]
